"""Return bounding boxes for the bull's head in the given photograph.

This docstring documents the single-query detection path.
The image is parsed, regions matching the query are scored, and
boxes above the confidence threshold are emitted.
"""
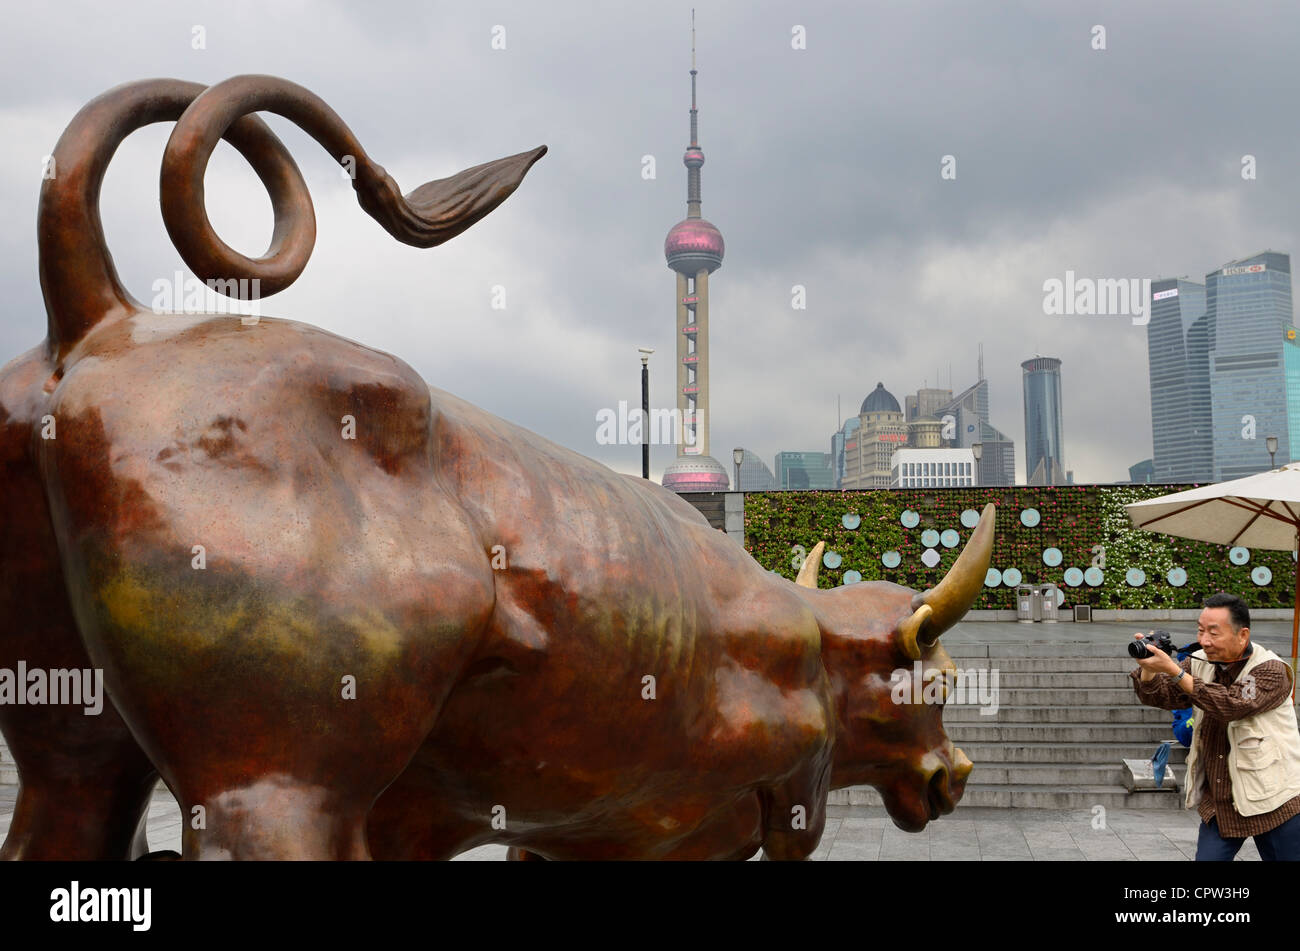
[795,503,994,831]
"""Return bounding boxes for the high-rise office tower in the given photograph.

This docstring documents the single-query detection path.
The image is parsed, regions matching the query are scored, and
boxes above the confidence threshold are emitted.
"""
[661,19,731,492]
[1146,278,1211,482]
[774,451,835,490]
[1204,252,1296,479]
[934,354,1016,485]
[1022,356,1066,485]
[738,450,777,490]
[905,388,953,422]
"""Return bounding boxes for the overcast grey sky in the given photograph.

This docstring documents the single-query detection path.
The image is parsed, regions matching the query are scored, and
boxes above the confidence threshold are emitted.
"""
[3,0,1298,484]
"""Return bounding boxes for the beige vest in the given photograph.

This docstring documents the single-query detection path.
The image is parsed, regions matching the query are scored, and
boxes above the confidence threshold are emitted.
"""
[1184,644,1300,816]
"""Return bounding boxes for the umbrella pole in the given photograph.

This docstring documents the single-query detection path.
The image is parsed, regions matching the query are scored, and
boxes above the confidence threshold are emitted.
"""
[1294,532,1299,701]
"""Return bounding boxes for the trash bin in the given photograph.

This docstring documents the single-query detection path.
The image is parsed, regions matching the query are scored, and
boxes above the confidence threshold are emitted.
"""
[1040,583,1059,623]
[1016,584,1036,623]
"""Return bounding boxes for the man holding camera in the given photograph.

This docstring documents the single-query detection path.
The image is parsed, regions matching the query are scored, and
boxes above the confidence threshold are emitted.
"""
[1130,592,1300,860]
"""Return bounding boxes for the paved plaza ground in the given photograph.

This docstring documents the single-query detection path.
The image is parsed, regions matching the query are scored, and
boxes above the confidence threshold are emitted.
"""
[0,789,1249,861]
[1,620,1292,860]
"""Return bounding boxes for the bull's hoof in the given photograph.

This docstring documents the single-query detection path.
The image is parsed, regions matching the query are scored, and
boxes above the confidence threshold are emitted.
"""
[506,847,549,861]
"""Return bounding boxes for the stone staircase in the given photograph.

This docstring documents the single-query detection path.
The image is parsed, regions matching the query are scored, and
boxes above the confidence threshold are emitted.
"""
[829,654,1193,810]
[0,734,16,787]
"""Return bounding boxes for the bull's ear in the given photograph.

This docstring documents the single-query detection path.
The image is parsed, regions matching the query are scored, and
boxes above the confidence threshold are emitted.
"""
[796,542,825,588]
[905,503,995,651]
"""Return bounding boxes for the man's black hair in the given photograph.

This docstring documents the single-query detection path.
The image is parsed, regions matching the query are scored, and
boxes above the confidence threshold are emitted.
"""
[1203,592,1250,632]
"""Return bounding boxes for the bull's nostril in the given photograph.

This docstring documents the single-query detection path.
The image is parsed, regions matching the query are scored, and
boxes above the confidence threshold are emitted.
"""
[952,746,974,782]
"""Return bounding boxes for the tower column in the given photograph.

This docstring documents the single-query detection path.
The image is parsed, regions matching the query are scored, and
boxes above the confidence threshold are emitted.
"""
[695,268,710,458]
[675,272,689,457]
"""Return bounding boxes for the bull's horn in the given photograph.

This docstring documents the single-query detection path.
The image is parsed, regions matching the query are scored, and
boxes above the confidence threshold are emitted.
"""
[796,542,825,588]
[903,502,996,652]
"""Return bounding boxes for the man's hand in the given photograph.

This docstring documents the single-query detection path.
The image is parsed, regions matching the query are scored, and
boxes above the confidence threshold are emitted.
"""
[1133,632,1182,681]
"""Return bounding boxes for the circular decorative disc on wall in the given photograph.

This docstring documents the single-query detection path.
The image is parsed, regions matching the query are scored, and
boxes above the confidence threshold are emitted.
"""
[842,569,863,585]
[901,510,920,528]
[1125,568,1146,587]
[1020,508,1041,527]
[921,529,941,548]
[1229,546,1250,566]
[1042,547,1062,567]
[842,513,861,530]
[961,509,980,528]
[881,550,901,568]
[921,548,941,568]
[940,529,960,548]
[1252,566,1272,586]
[1167,567,1187,587]
[822,550,842,569]
[1054,587,1065,606]
[1084,566,1104,586]
[1063,567,1084,587]
[1002,567,1023,587]
[985,568,1002,587]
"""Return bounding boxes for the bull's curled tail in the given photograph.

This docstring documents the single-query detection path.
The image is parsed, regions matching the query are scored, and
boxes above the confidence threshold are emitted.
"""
[39,74,546,361]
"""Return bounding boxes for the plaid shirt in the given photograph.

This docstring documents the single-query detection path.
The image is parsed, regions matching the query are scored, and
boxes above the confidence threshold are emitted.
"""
[1130,644,1300,837]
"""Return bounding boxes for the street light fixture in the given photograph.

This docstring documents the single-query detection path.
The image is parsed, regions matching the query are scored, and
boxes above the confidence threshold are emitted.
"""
[1267,435,1278,470]
[733,447,744,491]
[638,348,654,479]
[971,442,982,486]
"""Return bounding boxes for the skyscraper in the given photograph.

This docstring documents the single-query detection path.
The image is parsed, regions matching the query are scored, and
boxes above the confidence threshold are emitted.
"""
[840,383,908,489]
[661,17,730,493]
[1145,277,1211,482]
[774,451,835,490]
[738,449,777,490]
[933,360,1016,486]
[1022,356,1066,485]
[1205,252,1296,479]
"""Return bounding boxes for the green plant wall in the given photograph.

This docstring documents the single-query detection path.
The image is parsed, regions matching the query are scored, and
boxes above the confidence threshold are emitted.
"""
[743,484,1298,610]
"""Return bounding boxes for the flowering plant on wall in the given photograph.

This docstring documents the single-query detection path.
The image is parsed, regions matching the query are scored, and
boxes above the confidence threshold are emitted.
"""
[743,484,1295,609]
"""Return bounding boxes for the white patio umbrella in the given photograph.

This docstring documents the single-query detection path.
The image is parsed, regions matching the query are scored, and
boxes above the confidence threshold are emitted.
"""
[1124,463,1300,692]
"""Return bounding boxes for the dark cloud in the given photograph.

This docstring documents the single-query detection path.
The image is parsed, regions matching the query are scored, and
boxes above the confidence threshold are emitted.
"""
[2,0,1296,484]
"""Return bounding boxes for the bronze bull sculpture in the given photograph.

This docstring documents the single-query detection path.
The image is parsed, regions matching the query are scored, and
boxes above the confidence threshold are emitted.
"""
[0,76,990,860]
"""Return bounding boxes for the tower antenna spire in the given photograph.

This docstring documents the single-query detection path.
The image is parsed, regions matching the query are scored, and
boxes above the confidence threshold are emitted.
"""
[691,8,696,73]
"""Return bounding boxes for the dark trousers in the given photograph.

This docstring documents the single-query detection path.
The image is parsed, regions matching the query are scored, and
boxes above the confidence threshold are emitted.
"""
[1196,811,1300,861]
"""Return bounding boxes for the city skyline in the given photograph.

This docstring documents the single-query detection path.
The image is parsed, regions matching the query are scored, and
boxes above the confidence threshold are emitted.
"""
[4,3,1300,487]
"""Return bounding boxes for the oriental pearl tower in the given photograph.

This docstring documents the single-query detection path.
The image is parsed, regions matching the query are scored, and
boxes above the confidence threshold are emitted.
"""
[661,16,731,493]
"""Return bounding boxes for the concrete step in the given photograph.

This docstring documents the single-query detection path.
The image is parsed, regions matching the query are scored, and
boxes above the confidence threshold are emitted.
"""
[991,672,1151,688]
[948,656,1144,672]
[948,643,1197,659]
[959,741,1188,764]
[963,763,1180,786]
[946,723,1176,743]
[828,784,1186,810]
[967,687,1149,705]
[944,704,1169,723]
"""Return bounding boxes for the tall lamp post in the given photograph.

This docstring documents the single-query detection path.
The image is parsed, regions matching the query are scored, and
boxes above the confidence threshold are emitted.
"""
[1267,435,1278,470]
[971,442,983,487]
[733,447,744,491]
[638,348,654,479]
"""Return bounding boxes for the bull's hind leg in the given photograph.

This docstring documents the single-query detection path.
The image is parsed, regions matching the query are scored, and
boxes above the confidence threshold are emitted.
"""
[0,388,159,861]
[66,535,496,861]
[0,711,158,861]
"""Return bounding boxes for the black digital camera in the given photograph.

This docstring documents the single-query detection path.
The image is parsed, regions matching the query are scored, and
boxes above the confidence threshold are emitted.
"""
[1128,629,1177,660]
